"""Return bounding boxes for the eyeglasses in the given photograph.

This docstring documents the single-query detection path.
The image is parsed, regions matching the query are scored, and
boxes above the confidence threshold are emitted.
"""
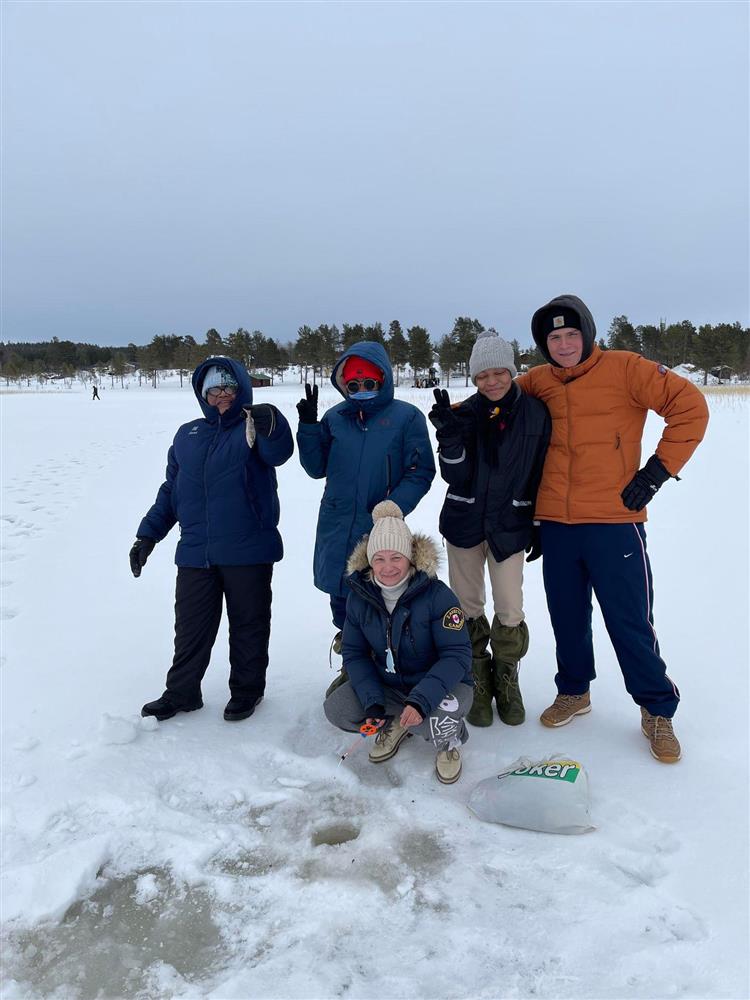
[206,386,237,399]
[345,378,381,394]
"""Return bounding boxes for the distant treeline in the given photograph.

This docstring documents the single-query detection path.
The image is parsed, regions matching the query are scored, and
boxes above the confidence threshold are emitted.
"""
[1,316,748,386]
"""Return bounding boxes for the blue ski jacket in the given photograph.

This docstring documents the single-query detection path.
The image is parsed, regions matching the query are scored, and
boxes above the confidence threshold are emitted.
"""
[137,356,294,567]
[296,341,435,597]
[342,534,472,718]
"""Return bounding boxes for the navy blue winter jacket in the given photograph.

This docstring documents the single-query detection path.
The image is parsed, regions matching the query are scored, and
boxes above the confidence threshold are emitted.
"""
[297,342,436,597]
[342,534,472,718]
[137,357,294,567]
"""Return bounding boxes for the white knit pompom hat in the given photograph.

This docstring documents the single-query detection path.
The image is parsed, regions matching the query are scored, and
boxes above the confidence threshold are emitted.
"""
[469,329,518,382]
[367,500,413,564]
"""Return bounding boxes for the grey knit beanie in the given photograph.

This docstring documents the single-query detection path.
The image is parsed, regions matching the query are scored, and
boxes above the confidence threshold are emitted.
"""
[367,501,413,564]
[469,329,518,382]
[201,364,239,399]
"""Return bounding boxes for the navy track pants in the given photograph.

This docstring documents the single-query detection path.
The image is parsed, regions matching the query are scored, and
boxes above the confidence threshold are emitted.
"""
[540,522,680,717]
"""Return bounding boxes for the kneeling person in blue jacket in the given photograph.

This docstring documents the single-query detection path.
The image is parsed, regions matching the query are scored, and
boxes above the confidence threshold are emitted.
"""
[324,501,473,784]
[130,357,294,723]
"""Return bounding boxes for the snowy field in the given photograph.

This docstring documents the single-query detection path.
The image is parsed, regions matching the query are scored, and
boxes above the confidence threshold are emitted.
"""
[1,378,748,1000]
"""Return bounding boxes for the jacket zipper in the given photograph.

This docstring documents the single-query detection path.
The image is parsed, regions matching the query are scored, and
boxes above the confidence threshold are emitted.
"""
[204,417,221,567]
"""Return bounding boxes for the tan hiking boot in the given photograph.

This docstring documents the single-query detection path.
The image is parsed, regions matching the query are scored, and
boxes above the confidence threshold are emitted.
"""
[540,691,591,728]
[368,717,410,763]
[641,708,681,763]
[436,748,462,784]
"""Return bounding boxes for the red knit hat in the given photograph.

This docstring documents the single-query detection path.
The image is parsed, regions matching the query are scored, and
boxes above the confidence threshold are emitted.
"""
[342,356,383,383]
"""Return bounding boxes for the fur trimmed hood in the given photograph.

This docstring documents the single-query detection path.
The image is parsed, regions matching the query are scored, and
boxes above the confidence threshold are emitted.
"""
[346,532,441,578]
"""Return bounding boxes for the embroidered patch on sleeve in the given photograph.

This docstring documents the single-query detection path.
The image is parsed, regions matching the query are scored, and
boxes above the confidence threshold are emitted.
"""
[442,607,465,630]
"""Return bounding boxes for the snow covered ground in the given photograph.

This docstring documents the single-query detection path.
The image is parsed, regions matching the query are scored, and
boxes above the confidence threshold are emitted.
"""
[1,378,748,1000]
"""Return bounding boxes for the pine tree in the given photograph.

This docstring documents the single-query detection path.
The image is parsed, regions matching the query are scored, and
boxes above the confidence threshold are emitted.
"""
[387,321,409,386]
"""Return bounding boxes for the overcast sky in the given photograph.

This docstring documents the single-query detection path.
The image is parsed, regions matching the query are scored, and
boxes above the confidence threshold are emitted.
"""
[2,1,748,348]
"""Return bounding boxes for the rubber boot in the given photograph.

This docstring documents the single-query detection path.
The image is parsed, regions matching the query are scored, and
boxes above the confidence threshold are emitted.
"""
[465,615,494,727]
[466,652,494,727]
[490,619,529,726]
[325,631,348,698]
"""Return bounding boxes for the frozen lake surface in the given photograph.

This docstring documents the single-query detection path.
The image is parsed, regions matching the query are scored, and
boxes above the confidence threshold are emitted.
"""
[1,379,748,999]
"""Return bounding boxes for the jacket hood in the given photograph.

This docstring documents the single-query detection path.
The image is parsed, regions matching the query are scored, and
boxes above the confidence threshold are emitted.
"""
[346,531,440,579]
[191,356,253,423]
[530,294,597,366]
[331,341,394,415]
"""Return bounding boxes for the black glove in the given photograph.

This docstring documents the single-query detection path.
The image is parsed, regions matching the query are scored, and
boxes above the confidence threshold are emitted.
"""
[297,383,318,424]
[621,455,672,512]
[129,537,155,578]
[363,704,386,722]
[525,524,542,563]
[428,388,459,435]
[248,404,277,438]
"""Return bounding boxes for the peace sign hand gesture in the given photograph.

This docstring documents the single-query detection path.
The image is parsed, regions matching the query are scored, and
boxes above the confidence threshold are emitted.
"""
[297,383,319,424]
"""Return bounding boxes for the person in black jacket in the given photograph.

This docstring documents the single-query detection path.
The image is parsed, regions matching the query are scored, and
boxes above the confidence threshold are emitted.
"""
[324,501,473,784]
[429,331,551,728]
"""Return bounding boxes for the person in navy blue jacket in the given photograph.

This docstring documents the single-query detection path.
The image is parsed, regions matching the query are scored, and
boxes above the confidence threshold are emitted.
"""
[296,341,435,677]
[129,356,294,723]
[324,501,473,784]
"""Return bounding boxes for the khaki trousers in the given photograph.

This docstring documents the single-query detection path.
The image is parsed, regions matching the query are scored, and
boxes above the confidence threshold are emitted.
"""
[446,542,524,626]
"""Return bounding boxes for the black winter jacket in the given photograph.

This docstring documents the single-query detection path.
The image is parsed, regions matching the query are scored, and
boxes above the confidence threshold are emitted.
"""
[436,383,551,561]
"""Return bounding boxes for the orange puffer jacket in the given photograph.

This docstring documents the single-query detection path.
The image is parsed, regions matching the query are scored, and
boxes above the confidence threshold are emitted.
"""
[516,348,709,524]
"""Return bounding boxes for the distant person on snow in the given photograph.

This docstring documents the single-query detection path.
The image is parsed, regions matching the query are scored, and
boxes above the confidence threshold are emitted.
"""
[324,501,473,784]
[92,385,100,400]
[296,341,435,689]
[516,294,709,763]
[428,330,551,730]
[130,357,293,723]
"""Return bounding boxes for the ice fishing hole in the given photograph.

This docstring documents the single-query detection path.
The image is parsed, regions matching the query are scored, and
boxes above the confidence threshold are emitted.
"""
[311,823,360,847]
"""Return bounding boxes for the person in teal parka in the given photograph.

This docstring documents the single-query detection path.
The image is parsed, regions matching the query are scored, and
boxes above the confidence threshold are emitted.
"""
[296,341,435,675]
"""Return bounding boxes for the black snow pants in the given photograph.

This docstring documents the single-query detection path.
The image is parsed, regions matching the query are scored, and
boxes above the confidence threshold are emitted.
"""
[164,564,273,707]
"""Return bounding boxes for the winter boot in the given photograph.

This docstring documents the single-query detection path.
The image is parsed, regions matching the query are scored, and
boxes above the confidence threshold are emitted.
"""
[368,717,411,763]
[435,748,462,784]
[540,691,591,728]
[141,695,203,722]
[489,619,529,726]
[465,615,494,728]
[640,708,681,763]
[325,631,349,698]
[466,653,494,727]
[224,695,264,722]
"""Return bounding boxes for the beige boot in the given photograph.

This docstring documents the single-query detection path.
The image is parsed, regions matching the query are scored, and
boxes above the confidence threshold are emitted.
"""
[368,717,410,763]
[540,692,591,728]
[641,708,681,763]
[436,748,462,784]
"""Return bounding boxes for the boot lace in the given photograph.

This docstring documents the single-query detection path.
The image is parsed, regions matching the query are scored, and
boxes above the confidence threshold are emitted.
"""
[653,715,676,741]
[556,693,585,708]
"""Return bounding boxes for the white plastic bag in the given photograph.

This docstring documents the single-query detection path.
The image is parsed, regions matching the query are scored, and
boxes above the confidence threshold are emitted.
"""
[468,754,594,834]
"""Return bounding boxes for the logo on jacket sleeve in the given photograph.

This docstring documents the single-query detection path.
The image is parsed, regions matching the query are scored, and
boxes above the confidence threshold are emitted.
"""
[442,607,465,630]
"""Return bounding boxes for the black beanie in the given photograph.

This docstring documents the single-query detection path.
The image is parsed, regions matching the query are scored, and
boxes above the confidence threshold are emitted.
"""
[535,307,582,339]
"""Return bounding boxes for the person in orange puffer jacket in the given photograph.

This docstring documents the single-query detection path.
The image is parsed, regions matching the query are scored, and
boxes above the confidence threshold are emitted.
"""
[517,294,709,764]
